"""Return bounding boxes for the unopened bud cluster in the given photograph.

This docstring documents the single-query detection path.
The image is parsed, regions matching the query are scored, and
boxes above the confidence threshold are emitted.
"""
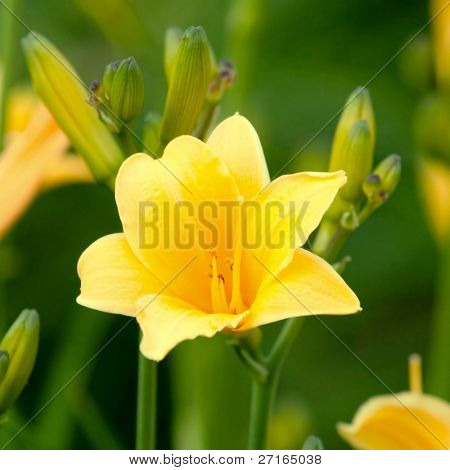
[314,87,401,259]
[89,57,145,133]
[22,33,125,187]
[22,25,235,170]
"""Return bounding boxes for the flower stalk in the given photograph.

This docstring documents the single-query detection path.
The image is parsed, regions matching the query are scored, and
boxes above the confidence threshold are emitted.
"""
[136,351,157,450]
[238,89,400,449]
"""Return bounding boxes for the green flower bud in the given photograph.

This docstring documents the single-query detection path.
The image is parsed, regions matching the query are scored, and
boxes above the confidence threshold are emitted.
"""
[143,111,162,157]
[101,60,120,100]
[0,351,9,386]
[160,26,213,144]
[164,27,183,80]
[339,119,374,203]
[0,310,39,414]
[302,435,324,450]
[330,87,375,172]
[363,154,401,206]
[106,57,144,124]
[22,33,125,187]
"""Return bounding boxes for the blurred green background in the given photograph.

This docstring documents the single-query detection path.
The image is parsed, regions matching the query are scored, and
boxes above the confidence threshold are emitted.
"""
[0,0,440,449]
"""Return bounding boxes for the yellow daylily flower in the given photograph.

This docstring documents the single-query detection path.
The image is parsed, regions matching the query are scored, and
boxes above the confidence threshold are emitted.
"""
[337,355,450,449]
[432,0,450,90]
[0,89,92,239]
[419,157,450,244]
[77,114,360,361]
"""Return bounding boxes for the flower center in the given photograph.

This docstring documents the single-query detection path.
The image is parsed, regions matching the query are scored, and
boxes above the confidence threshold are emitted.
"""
[209,196,246,314]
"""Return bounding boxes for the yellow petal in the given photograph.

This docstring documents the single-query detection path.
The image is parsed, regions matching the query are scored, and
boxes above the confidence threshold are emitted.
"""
[432,0,450,89]
[419,158,450,244]
[240,171,347,304]
[206,114,270,199]
[137,294,248,361]
[40,154,93,190]
[337,392,450,450]
[77,233,164,316]
[5,87,38,135]
[115,136,240,311]
[240,248,359,330]
[0,105,68,238]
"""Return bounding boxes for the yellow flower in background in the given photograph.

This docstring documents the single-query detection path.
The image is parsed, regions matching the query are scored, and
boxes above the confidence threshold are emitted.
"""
[419,158,450,244]
[77,114,360,361]
[431,0,450,90]
[337,355,450,449]
[0,88,92,239]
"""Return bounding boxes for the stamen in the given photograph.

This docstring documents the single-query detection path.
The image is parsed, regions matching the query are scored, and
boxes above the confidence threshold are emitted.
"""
[408,353,423,394]
[210,254,228,313]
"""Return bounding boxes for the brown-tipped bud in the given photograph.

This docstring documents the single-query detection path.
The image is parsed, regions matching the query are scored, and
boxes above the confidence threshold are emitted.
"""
[363,154,401,206]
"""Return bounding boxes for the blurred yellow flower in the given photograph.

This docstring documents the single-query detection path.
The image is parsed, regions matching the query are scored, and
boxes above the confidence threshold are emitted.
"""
[432,0,450,90]
[337,355,450,449]
[419,158,450,244]
[77,114,360,361]
[0,89,92,239]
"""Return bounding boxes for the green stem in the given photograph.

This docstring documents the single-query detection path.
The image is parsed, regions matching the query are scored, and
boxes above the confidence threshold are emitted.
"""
[0,0,21,151]
[136,351,157,450]
[313,219,350,263]
[246,318,305,449]
[428,234,450,399]
[248,370,279,449]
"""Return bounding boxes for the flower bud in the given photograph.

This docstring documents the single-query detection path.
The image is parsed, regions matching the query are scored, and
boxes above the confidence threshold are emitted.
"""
[0,310,39,414]
[206,59,236,103]
[363,154,401,206]
[0,351,9,385]
[22,33,125,187]
[330,87,375,173]
[302,435,324,450]
[339,120,374,203]
[160,26,213,144]
[164,27,183,80]
[101,61,120,99]
[104,57,144,124]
